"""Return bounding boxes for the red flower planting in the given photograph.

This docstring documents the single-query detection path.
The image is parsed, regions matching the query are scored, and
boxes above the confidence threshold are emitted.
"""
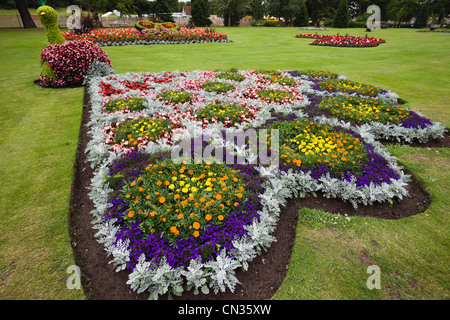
[62,28,229,45]
[296,33,386,47]
[40,40,112,87]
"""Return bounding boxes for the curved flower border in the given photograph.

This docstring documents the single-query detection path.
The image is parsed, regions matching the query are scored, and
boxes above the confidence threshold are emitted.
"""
[83,69,443,299]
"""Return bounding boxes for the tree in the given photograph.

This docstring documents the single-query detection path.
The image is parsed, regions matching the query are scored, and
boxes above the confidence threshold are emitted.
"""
[266,0,304,26]
[248,0,265,20]
[386,0,417,28]
[190,0,212,26]
[294,1,309,27]
[306,0,340,26]
[154,0,175,22]
[414,1,429,28]
[15,0,36,28]
[332,0,350,27]
[211,0,252,26]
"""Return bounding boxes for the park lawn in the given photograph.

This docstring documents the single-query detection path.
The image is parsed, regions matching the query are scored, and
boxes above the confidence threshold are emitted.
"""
[0,26,448,300]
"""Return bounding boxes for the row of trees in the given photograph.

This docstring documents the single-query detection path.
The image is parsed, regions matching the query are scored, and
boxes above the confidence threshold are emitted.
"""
[6,0,449,29]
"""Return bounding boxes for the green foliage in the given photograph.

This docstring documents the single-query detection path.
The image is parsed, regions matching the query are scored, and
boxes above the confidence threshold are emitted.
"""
[154,0,174,22]
[36,5,65,44]
[41,61,56,79]
[414,2,429,28]
[190,0,212,27]
[332,0,350,28]
[294,1,309,27]
[211,0,252,26]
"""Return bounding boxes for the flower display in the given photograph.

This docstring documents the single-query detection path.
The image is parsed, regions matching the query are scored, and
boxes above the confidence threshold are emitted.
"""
[103,114,186,153]
[102,97,147,114]
[84,68,445,299]
[135,21,181,36]
[318,78,382,96]
[156,89,194,105]
[201,81,236,94]
[296,33,386,47]
[62,28,230,46]
[196,102,260,128]
[39,39,112,87]
[315,95,412,125]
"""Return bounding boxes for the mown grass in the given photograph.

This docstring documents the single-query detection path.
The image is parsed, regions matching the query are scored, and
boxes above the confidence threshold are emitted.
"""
[0,26,448,300]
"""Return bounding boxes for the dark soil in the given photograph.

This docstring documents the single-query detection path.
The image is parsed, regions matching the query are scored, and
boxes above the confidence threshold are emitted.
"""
[69,88,442,300]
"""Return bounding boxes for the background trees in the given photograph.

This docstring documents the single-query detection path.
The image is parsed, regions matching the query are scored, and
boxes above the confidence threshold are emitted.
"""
[3,0,448,28]
[190,0,212,26]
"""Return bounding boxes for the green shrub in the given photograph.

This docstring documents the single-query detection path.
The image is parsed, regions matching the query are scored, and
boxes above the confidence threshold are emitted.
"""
[332,0,350,28]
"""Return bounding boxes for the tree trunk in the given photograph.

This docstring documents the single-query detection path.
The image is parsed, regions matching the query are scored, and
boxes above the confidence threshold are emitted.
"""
[15,0,36,28]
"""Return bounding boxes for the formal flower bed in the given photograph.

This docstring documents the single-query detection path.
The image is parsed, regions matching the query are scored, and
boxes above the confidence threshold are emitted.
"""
[292,70,446,143]
[296,33,386,47]
[62,27,230,46]
[135,21,180,35]
[84,69,445,299]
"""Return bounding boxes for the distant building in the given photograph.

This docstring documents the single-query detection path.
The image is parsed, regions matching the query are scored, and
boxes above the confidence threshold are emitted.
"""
[182,6,191,17]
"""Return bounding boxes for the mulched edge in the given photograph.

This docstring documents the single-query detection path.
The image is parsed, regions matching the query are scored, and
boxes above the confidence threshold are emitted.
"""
[68,85,441,301]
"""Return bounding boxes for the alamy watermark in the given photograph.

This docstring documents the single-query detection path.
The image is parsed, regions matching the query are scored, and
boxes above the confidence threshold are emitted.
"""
[366,265,381,290]
[66,265,81,290]
[367,5,381,29]
[171,128,280,169]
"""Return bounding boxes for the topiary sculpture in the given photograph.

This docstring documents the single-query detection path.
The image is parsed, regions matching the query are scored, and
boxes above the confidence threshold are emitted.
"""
[37,5,112,88]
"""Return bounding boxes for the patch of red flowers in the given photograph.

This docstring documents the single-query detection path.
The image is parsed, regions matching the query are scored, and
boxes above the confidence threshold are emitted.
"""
[62,28,229,45]
[98,73,181,97]
[296,33,386,47]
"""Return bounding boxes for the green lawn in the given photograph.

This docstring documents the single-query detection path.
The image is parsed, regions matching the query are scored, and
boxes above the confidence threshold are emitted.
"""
[0,26,448,300]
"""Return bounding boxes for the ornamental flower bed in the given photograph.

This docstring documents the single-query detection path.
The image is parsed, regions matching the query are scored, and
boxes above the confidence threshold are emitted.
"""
[296,33,386,47]
[135,21,181,35]
[39,39,112,87]
[84,69,445,299]
[62,27,230,46]
[292,70,446,143]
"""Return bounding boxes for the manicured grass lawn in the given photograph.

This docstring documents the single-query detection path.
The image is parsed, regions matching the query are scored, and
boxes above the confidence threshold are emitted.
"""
[0,26,448,300]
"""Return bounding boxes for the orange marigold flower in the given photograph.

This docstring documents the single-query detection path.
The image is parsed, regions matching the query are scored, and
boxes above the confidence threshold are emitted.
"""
[127,211,134,218]
[205,214,212,221]
[193,222,200,230]
[170,226,179,235]
[215,194,222,200]
[159,197,166,203]
[218,215,224,221]
[193,231,199,237]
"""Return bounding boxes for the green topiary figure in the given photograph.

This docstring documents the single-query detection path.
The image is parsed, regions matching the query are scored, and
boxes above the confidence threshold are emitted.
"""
[36,5,112,88]
[37,6,66,45]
